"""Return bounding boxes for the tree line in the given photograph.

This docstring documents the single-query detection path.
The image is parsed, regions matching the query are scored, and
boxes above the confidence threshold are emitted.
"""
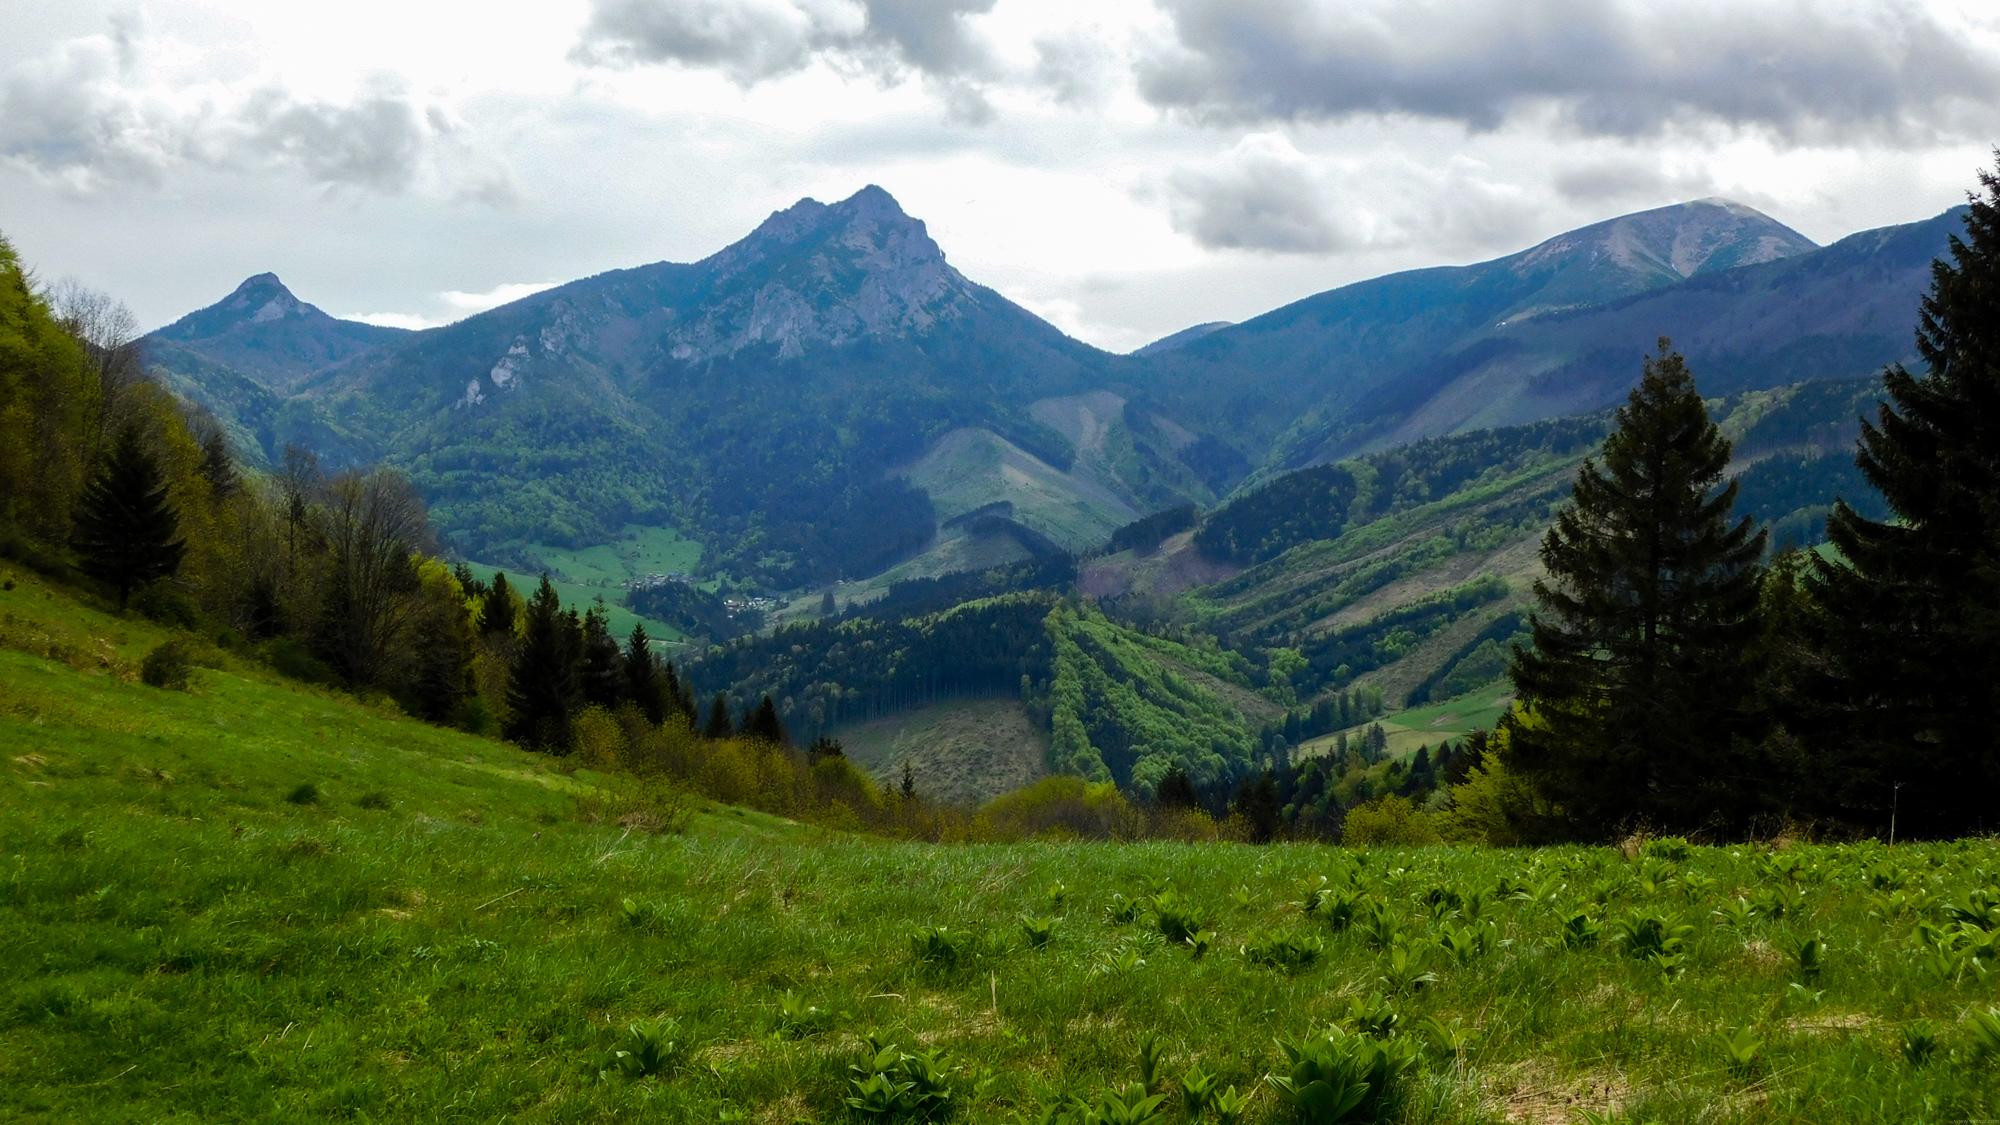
[1475,163,2000,841]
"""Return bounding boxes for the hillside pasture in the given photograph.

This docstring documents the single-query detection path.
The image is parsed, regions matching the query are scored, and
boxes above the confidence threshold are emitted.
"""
[5,568,2000,1124]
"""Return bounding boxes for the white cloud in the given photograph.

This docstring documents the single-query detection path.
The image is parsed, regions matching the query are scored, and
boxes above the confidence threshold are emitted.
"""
[441,280,561,314]
[2,2,1993,353]
[341,280,561,329]
[0,23,510,198]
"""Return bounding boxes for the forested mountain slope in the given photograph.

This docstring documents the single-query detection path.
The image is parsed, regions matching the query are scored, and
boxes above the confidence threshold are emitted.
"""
[145,190,1952,595]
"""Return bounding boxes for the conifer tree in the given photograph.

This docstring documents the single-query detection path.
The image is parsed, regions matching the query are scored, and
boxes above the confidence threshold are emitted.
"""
[479,572,516,638]
[745,694,786,744]
[624,623,667,725]
[1155,764,1200,809]
[703,692,734,739]
[197,425,238,501]
[1505,341,1767,837]
[71,425,186,610]
[577,602,624,709]
[505,576,580,750]
[1804,161,2000,836]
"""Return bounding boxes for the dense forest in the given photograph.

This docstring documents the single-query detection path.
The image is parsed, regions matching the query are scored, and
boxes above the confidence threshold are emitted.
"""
[1193,415,1609,565]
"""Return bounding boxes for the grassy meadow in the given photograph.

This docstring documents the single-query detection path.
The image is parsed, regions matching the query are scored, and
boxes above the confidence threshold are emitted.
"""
[4,567,2000,1124]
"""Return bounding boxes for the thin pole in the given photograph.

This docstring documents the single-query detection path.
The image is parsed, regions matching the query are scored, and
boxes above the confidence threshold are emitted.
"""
[1889,782,1903,846]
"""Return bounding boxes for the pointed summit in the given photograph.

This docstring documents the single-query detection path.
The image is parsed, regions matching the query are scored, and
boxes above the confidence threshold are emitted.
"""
[144,273,409,393]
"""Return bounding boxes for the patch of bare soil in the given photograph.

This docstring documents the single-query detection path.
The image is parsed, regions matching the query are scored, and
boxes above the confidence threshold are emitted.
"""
[831,698,1048,807]
[1487,1060,1633,1124]
[1078,531,1239,600]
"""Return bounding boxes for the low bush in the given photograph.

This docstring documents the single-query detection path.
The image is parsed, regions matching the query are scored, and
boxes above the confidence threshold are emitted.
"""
[140,639,194,690]
[1343,796,1440,847]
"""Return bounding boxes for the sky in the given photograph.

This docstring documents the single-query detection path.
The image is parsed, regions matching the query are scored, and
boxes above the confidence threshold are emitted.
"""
[3,1,1998,353]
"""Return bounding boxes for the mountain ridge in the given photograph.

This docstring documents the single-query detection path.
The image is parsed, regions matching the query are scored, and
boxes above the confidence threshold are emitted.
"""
[141,189,1953,591]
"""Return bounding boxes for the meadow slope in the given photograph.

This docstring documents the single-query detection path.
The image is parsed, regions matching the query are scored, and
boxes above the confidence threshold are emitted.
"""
[3,567,1999,1124]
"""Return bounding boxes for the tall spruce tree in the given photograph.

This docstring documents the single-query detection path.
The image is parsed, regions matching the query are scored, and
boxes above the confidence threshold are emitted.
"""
[71,425,186,610]
[1505,341,1768,837]
[479,572,517,638]
[745,694,786,744]
[577,602,624,709]
[1803,162,2000,837]
[624,623,667,725]
[703,692,734,739]
[505,576,581,750]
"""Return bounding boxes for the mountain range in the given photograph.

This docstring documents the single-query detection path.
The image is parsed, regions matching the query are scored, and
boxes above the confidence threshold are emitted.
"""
[144,186,1957,591]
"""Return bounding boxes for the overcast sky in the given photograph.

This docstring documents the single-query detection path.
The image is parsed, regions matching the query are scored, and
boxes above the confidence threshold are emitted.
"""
[4,1,1997,352]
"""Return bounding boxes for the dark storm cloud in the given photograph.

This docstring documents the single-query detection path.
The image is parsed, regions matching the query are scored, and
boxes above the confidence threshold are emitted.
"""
[572,0,999,87]
[1135,0,2000,139]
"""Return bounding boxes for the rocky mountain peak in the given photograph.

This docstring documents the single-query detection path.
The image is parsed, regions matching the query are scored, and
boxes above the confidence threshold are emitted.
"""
[669,185,976,362]
[220,273,305,325]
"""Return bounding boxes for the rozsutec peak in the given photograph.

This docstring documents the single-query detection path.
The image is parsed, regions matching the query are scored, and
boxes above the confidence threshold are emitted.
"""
[145,272,409,393]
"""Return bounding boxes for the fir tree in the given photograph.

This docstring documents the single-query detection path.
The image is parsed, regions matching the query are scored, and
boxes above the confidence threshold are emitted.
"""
[820,588,837,617]
[1505,341,1768,837]
[197,425,238,501]
[1155,765,1200,809]
[624,623,667,725]
[577,602,624,709]
[808,735,846,764]
[745,694,786,744]
[1231,769,1282,842]
[71,425,186,610]
[900,760,917,800]
[1804,161,2000,836]
[505,576,580,750]
[703,692,734,739]
[480,572,516,638]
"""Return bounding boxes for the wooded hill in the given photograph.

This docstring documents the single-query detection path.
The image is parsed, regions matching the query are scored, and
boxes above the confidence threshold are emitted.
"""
[140,189,1954,597]
[685,370,1889,807]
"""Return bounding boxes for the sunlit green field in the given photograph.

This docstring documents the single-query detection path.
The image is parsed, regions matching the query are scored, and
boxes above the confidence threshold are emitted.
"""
[3,568,1998,1124]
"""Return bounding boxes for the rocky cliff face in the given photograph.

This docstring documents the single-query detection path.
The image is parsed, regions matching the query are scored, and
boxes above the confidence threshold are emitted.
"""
[665,185,985,362]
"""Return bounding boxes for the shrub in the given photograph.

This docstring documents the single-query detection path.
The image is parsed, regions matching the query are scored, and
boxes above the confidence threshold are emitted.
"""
[140,639,194,690]
[264,636,338,685]
[980,776,1142,841]
[131,581,201,629]
[572,705,629,768]
[356,790,392,810]
[1343,796,1440,847]
[284,782,321,805]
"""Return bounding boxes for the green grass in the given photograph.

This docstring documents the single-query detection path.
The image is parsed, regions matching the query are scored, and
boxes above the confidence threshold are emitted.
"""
[5,567,2000,1124]
[463,524,705,647]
